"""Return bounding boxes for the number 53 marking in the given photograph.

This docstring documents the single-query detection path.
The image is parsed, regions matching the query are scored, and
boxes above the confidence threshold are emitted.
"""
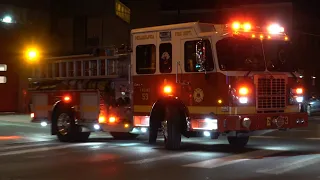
[141,93,149,100]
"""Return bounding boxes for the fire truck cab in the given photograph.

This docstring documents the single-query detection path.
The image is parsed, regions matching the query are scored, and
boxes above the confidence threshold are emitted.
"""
[131,22,308,150]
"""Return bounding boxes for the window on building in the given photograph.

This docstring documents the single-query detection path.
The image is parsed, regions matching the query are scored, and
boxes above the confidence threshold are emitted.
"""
[136,44,156,74]
[159,43,172,73]
[0,64,7,71]
[184,40,214,72]
[0,76,6,83]
[115,0,130,23]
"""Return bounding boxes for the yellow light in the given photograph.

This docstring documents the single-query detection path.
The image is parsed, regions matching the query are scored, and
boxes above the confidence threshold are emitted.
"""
[109,116,116,123]
[163,85,172,94]
[260,34,264,39]
[232,22,241,30]
[26,48,38,60]
[296,88,303,94]
[252,34,256,38]
[124,123,130,128]
[268,35,271,39]
[243,23,251,31]
[98,116,106,123]
[218,99,222,104]
[239,87,249,95]
[284,36,289,41]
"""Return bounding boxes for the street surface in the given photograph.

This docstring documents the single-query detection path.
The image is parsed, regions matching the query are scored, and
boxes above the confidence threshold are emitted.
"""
[0,115,320,180]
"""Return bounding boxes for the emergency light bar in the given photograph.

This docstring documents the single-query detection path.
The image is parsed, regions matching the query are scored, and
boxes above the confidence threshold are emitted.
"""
[227,21,289,41]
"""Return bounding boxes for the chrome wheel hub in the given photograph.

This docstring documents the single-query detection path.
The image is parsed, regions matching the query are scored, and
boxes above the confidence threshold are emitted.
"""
[57,113,71,135]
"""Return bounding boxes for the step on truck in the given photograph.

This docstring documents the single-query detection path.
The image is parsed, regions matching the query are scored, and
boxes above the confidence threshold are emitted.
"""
[29,21,308,149]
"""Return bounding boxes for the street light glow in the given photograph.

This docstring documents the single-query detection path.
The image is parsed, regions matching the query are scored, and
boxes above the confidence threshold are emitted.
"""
[25,48,39,62]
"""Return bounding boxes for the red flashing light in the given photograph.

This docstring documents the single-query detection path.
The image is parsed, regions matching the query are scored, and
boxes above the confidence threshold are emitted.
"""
[63,96,71,102]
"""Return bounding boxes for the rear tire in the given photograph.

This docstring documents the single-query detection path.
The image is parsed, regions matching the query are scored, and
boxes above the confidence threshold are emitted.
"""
[227,136,249,148]
[164,108,181,150]
[55,110,77,142]
[110,132,139,140]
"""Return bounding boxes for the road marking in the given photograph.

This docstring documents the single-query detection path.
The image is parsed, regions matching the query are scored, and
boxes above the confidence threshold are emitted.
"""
[183,149,282,169]
[1,142,56,150]
[0,142,105,157]
[125,152,193,165]
[256,155,320,175]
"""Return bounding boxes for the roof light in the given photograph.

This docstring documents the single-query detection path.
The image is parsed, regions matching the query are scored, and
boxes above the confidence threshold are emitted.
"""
[232,22,241,30]
[267,24,284,34]
[243,23,251,32]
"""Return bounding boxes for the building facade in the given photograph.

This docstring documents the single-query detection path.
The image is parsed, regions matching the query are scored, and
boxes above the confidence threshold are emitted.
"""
[0,3,50,112]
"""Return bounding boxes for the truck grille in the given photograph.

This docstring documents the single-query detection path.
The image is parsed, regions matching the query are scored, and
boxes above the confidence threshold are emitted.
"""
[256,75,287,110]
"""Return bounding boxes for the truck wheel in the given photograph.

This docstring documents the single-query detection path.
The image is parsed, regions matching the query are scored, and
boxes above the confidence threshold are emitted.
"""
[163,108,181,150]
[227,136,249,148]
[110,132,139,140]
[56,110,77,142]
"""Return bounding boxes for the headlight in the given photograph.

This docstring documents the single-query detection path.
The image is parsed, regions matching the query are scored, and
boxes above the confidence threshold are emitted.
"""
[295,96,303,103]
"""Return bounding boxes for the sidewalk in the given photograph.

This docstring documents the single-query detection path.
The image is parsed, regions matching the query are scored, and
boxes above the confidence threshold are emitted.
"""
[0,114,31,124]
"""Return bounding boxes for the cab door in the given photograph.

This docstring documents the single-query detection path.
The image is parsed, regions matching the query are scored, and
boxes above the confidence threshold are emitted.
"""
[132,44,157,114]
[179,38,221,115]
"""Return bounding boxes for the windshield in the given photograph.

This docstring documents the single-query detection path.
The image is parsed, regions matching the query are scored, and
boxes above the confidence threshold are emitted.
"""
[216,37,265,71]
[264,40,295,72]
[216,37,295,72]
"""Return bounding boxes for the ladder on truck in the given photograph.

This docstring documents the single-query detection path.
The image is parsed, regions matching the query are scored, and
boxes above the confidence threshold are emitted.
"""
[30,48,131,82]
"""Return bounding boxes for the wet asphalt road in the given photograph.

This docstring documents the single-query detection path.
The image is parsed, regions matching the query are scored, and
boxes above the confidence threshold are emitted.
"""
[0,115,319,180]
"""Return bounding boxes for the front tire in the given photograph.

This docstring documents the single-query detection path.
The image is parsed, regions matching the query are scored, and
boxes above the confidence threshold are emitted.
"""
[227,136,249,148]
[110,132,139,140]
[163,108,181,150]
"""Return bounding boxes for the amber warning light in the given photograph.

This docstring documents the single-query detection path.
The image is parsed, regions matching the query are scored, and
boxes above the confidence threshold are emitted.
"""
[163,85,172,94]
[229,21,288,41]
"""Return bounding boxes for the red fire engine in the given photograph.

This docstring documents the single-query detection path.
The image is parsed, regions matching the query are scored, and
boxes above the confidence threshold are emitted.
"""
[29,21,308,149]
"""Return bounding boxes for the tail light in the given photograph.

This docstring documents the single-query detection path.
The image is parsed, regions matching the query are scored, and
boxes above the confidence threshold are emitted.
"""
[98,115,106,123]
[108,116,116,123]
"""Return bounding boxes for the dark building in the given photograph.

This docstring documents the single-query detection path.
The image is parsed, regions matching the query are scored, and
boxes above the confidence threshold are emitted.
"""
[0,2,50,112]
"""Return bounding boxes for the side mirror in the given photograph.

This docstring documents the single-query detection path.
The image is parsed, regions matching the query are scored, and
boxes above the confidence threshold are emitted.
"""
[195,40,207,72]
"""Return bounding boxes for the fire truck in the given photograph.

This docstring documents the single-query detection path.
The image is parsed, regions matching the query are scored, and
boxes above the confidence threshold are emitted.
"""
[29,21,308,150]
